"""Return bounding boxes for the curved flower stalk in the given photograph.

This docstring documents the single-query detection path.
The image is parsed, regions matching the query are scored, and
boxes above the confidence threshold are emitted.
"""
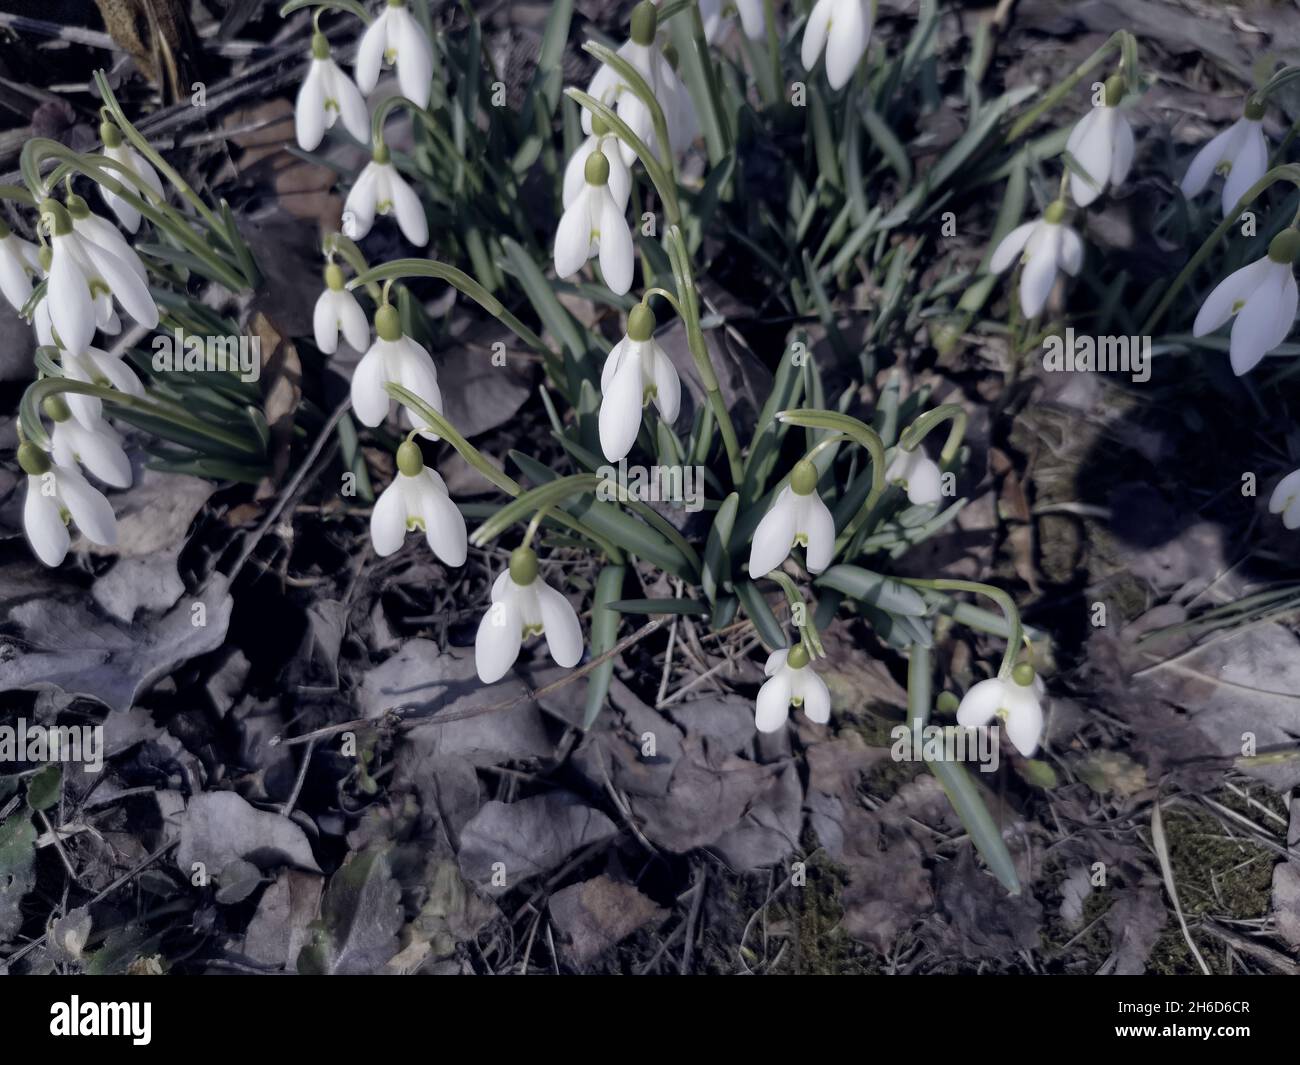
[989,199,1083,320]
[17,440,117,567]
[1064,75,1134,207]
[0,217,39,312]
[885,444,943,505]
[297,31,370,150]
[583,1,698,165]
[563,118,632,212]
[748,458,836,577]
[97,119,164,233]
[45,394,132,489]
[475,546,583,683]
[351,302,443,437]
[755,644,831,732]
[1180,97,1268,219]
[59,345,145,430]
[599,302,681,461]
[956,663,1046,757]
[314,262,370,354]
[343,143,428,246]
[554,151,635,295]
[1269,469,1300,530]
[40,198,158,356]
[370,439,467,564]
[801,0,873,91]
[1192,228,1299,376]
[355,0,433,109]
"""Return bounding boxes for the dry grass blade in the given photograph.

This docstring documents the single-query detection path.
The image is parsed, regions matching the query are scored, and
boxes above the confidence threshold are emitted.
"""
[1150,798,1211,975]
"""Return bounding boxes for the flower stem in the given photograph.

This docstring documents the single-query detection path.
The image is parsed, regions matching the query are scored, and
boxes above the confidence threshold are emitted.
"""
[897,577,1026,677]
[898,403,968,464]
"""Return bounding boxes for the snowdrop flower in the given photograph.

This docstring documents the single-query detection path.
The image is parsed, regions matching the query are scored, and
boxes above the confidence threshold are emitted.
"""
[1064,76,1134,207]
[1180,98,1269,218]
[66,194,148,290]
[342,143,428,246]
[989,200,1083,320]
[17,441,117,567]
[40,199,157,356]
[583,2,698,164]
[355,0,433,109]
[1269,468,1300,530]
[599,303,681,461]
[755,644,831,732]
[474,546,583,683]
[1192,228,1299,376]
[801,0,873,91]
[313,263,369,354]
[748,459,836,577]
[98,120,163,234]
[698,0,767,42]
[956,663,1045,757]
[885,445,943,505]
[296,32,370,151]
[554,151,634,295]
[60,346,144,430]
[0,217,39,312]
[44,395,132,489]
[351,303,443,437]
[563,117,631,212]
[370,440,467,564]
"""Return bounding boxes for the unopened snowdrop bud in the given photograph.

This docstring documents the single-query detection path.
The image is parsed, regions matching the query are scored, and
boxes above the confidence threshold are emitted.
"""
[1192,227,1299,376]
[1180,97,1269,218]
[1064,74,1135,207]
[351,303,443,437]
[297,32,370,151]
[474,546,584,683]
[313,263,370,354]
[356,0,434,109]
[369,439,467,564]
[19,439,117,567]
[885,445,943,505]
[41,197,157,355]
[1269,468,1300,530]
[46,395,132,489]
[0,216,40,312]
[956,663,1045,757]
[563,116,632,211]
[343,143,428,246]
[598,302,682,461]
[98,120,164,233]
[755,644,832,732]
[554,151,635,295]
[748,459,836,578]
[801,0,874,91]
[988,199,1084,320]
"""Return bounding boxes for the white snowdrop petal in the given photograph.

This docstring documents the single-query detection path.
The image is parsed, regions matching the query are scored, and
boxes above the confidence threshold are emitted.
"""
[350,345,392,427]
[386,169,429,246]
[82,238,157,329]
[1193,257,1267,337]
[536,580,583,668]
[650,340,681,424]
[332,64,372,144]
[1221,124,1268,217]
[392,8,433,109]
[49,239,96,355]
[800,670,832,725]
[475,595,523,683]
[1269,469,1300,515]
[989,221,1037,275]
[355,11,388,93]
[1109,110,1136,186]
[1018,230,1060,319]
[554,193,594,279]
[419,479,468,567]
[599,346,645,462]
[956,678,1005,728]
[56,465,117,547]
[801,0,835,72]
[369,478,410,556]
[1004,692,1044,756]
[313,290,340,354]
[1180,125,1234,200]
[823,0,871,90]
[755,673,793,732]
[597,194,635,295]
[800,492,837,573]
[338,290,371,351]
[748,488,798,578]
[24,477,70,567]
[295,62,328,151]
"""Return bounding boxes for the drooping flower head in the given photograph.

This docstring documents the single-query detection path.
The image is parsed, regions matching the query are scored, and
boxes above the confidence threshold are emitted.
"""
[748,458,836,578]
[343,142,429,247]
[474,546,583,683]
[755,643,832,732]
[0,215,39,313]
[370,439,467,565]
[598,302,681,461]
[554,149,635,295]
[1192,227,1299,376]
[98,120,164,234]
[885,445,943,505]
[314,262,370,355]
[988,199,1084,320]
[356,0,434,109]
[801,0,874,91]
[17,439,118,568]
[956,662,1045,757]
[297,32,370,151]
[1065,75,1135,207]
[1180,96,1268,219]
[1269,468,1300,530]
[351,302,444,437]
[44,393,132,489]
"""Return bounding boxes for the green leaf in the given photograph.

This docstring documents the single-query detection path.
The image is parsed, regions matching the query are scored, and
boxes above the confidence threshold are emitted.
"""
[606,597,708,615]
[736,580,786,651]
[583,565,625,728]
[817,564,929,617]
[702,491,739,602]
